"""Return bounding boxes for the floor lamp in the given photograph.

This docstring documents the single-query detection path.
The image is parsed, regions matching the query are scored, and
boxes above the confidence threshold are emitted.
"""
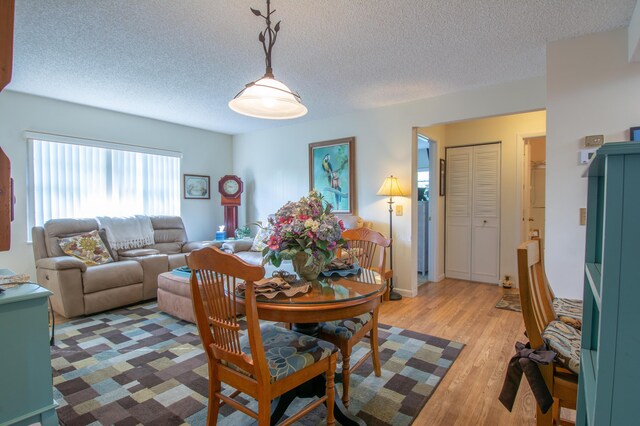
[377,175,403,300]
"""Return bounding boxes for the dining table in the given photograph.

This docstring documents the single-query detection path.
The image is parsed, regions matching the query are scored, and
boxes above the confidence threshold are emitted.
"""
[237,266,385,426]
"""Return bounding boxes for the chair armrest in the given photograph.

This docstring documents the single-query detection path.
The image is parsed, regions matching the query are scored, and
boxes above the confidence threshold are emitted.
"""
[35,256,88,272]
[182,241,221,253]
[222,239,254,253]
[132,254,170,299]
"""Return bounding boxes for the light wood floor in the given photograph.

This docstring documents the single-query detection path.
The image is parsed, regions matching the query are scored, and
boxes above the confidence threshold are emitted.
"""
[379,278,537,426]
[54,278,538,425]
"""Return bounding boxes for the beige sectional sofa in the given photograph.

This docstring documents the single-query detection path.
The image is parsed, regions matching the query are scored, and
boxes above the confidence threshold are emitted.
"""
[222,215,372,265]
[32,215,217,318]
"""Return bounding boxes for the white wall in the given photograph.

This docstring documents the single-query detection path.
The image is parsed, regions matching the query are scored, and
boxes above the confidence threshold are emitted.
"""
[547,29,640,298]
[233,77,546,297]
[0,90,233,279]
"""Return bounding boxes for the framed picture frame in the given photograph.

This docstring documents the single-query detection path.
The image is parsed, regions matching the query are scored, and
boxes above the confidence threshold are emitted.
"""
[439,159,446,196]
[309,137,355,214]
[630,126,640,141]
[183,174,210,199]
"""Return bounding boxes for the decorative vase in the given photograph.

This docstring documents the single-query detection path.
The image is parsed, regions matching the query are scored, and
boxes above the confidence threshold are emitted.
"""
[292,252,325,281]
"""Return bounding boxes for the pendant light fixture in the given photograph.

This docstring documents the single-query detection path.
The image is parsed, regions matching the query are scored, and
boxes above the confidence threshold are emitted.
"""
[229,0,307,120]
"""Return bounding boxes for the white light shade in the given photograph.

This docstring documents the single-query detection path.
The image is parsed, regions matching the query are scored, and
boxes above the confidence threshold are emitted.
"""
[376,175,404,197]
[229,76,308,120]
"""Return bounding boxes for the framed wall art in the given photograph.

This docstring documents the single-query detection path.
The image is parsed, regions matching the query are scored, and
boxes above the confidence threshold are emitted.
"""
[184,174,210,199]
[630,126,640,141]
[309,137,355,214]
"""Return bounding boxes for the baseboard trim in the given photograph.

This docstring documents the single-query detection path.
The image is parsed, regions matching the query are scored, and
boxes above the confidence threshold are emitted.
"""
[394,287,418,298]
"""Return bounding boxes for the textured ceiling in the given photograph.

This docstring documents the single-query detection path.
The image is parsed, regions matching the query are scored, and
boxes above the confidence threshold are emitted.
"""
[8,0,636,135]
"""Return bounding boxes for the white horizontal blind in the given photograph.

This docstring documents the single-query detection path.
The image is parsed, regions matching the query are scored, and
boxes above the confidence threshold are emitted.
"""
[29,138,180,227]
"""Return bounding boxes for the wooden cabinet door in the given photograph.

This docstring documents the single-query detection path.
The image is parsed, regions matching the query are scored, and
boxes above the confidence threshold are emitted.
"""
[0,0,15,92]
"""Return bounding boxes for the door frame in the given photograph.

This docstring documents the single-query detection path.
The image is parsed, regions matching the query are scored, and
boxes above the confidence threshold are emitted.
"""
[413,128,444,287]
[515,131,546,286]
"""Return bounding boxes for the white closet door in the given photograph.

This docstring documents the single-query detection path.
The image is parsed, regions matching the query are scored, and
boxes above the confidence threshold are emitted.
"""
[445,146,473,280]
[471,144,501,283]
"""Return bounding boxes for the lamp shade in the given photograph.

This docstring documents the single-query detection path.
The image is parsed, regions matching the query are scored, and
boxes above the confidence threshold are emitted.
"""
[229,76,308,120]
[377,175,404,197]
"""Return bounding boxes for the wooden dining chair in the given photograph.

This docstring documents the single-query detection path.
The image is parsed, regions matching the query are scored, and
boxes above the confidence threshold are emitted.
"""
[319,227,391,407]
[531,235,583,329]
[517,240,579,426]
[187,246,338,425]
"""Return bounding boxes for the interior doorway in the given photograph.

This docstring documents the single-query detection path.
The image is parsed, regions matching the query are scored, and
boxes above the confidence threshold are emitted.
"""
[416,134,430,285]
[522,136,546,245]
[417,110,546,290]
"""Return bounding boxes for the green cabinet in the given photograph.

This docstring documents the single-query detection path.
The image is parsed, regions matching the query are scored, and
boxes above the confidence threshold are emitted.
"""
[0,282,58,426]
[578,141,640,425]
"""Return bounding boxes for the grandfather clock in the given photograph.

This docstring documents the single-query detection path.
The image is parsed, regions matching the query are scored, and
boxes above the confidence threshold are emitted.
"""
[218,175,243,238]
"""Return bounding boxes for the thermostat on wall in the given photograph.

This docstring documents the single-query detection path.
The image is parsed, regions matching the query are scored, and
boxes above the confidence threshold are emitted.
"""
[579,148,598,164]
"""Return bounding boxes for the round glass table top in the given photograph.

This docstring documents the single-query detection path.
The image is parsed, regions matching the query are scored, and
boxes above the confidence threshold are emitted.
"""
[242,267,384,305]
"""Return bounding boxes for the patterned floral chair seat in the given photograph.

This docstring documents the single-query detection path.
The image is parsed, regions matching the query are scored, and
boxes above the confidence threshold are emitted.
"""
[542,320,581,375]
[232,324,337,383]
[553,298,583,330]
[319,313,372,340]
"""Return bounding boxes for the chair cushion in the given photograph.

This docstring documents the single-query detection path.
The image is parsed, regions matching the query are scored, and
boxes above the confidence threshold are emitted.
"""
[542,320,581,375]
[319,312,372,340]
[553,297,583,330]
[238,324,336,383]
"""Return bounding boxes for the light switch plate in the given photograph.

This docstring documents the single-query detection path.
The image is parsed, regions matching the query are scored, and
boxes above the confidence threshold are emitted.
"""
[580,208,587,226]
[396,205,403,216]
[584,135,604,147]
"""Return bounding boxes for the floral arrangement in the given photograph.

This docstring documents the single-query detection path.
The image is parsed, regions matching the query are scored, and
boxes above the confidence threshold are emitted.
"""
[262,190,345,269]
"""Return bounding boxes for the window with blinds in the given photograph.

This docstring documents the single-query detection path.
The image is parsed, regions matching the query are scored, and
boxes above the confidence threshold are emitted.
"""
[27,135,181,228]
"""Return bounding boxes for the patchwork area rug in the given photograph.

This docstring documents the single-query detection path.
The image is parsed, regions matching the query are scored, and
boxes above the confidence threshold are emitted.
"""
[51,303,464,426]
[495,293,522,312]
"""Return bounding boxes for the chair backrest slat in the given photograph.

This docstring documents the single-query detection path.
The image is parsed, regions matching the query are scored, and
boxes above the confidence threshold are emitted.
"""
[342,228,391,273]
[188,247,268,381]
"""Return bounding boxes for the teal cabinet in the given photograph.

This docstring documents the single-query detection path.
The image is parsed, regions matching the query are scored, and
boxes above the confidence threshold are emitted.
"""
[0,283,58,426]
[578,141,640,425]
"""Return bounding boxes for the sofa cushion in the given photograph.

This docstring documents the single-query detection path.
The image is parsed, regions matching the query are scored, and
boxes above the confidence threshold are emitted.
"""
[236,251,264,266]
[118,248,161,257]
[148,242,183,254]
[168,253,188,270]
[44,218,100,257]
[82,260,143,294]
[59,230,114,266]
[150,215,188,244]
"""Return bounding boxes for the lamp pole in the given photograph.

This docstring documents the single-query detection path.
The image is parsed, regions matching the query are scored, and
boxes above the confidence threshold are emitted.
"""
[387,195,402,300]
